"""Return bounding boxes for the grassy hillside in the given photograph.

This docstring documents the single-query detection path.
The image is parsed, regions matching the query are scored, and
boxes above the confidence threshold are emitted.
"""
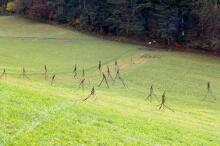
[0,16,220,146]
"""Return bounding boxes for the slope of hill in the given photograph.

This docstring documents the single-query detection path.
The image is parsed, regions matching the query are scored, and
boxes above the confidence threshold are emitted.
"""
[0,16,220,145]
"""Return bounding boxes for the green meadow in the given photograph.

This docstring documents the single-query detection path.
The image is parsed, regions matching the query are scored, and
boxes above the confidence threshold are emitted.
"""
[0,16,220,145]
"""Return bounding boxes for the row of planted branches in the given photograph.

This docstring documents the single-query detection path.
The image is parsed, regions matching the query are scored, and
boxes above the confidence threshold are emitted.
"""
[0,60,217,112]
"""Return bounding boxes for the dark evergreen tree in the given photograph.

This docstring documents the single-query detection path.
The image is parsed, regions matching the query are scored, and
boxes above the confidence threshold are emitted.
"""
[155,0,193,45]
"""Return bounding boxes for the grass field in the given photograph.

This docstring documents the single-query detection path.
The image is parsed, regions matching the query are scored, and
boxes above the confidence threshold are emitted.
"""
[0,16,220,146]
